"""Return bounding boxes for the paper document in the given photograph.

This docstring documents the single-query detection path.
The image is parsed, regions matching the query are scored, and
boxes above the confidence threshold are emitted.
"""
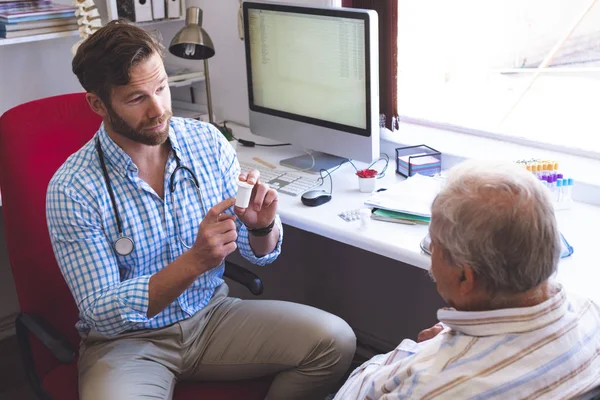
[364,174,443,217]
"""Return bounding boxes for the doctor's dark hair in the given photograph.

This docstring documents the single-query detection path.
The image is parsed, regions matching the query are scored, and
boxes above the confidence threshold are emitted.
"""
[428,160,561,294]
[72,20,165,106]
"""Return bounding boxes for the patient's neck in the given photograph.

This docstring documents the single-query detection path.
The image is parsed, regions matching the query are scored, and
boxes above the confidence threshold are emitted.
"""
[467,281,559,311]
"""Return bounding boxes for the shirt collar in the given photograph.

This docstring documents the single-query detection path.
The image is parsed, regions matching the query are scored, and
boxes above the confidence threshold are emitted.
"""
[167,120,183,157]
[437,285,567,337]
[96,120,183,175]
[96,123,134,175]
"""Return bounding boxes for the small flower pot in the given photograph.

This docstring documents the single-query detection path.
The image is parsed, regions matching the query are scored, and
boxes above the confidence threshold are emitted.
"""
[358,177,376,193]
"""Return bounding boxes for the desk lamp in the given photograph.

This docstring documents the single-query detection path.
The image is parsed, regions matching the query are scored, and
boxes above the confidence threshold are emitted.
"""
[168,7,232,139]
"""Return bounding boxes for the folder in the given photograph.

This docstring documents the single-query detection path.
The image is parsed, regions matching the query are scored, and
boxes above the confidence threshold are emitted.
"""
[151,0,164,20]
[364,174,443,218]
[116,0,152,22]
[166,0,180,19]
[372,208,431,225]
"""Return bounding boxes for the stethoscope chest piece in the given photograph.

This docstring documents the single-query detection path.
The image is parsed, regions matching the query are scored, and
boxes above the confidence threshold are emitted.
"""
[114,236,135,256]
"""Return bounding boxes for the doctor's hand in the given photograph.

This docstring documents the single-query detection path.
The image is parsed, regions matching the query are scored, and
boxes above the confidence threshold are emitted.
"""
[191,198,238,273]
[234,170,278,230]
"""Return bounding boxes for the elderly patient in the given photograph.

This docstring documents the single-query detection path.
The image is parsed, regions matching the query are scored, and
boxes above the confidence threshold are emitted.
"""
[335,160,600,399]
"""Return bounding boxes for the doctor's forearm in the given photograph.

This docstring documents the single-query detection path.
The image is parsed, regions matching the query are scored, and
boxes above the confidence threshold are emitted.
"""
[248,226,280,258]
[147,251,206,318]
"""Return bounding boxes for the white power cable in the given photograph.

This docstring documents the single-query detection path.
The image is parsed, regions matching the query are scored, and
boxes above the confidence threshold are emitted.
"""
[238,0,244,41]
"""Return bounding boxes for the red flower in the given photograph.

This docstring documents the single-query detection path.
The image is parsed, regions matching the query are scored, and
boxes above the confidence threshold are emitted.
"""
[356,169,378,178]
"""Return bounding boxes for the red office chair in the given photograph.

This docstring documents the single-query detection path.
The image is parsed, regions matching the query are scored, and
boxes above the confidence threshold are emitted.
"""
[0,93,272,400]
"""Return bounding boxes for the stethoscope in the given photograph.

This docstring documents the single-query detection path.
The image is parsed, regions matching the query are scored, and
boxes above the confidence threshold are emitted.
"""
[96,138,207,256]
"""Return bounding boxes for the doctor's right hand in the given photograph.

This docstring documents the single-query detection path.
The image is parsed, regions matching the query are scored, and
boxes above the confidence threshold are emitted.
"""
[191,198,238,273]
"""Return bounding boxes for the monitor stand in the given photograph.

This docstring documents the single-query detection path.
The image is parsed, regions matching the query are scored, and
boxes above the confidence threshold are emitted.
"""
[280,152,348,174]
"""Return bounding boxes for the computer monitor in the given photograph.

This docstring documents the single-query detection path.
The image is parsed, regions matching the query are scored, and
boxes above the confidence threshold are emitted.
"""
[243,1,379,171]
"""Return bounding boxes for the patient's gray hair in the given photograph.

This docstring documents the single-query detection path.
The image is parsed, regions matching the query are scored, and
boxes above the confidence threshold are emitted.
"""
[429,160,560,293]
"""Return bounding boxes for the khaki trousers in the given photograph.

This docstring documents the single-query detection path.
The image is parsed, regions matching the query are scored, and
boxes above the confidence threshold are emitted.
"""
[78,284,356,400]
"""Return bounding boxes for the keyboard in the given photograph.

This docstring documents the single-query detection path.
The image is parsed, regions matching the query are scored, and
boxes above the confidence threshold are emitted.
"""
[239,161,320,196]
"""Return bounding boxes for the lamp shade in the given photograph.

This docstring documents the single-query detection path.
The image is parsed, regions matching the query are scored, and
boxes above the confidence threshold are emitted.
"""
[169,7,215,60]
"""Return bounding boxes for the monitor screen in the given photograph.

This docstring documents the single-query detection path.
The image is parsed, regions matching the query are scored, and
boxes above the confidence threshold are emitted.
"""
[246,5,372,136]
[243,2,379,165]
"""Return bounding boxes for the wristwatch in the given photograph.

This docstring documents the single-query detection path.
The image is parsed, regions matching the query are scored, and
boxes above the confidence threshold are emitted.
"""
[247,220,275,236]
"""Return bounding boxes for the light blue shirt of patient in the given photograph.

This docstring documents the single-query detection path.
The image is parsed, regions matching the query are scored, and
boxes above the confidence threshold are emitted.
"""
[46,117,282,337]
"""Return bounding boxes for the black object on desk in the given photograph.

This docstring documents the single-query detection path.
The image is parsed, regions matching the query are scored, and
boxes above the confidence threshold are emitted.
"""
[301,190,332,207]
[395,145,442,177]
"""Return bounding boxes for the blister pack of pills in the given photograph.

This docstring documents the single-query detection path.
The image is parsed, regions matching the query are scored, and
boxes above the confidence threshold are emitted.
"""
[338,209,361,222]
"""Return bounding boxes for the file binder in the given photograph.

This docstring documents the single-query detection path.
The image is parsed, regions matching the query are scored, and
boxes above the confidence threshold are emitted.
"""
[116,0,152,22]
[151,0,164,19]
[166,0,179,19]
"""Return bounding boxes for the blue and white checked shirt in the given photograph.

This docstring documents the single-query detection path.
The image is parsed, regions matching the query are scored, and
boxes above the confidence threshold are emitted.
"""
[46,117,282,337]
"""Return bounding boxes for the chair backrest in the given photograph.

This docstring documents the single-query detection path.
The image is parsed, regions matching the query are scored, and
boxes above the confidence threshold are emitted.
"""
[0,93,101,376]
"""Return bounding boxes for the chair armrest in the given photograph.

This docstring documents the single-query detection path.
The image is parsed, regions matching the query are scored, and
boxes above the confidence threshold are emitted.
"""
[16,313,76,364]
[15,313,76,400]
[224,261,264,296]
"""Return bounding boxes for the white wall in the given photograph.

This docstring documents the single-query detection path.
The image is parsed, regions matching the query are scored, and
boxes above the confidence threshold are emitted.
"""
[0,38,83,116]
[186,0,341,125]
[0,0,83,115]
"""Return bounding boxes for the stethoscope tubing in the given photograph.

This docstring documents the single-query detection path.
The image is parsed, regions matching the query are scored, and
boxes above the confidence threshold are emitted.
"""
[96,138,205,256]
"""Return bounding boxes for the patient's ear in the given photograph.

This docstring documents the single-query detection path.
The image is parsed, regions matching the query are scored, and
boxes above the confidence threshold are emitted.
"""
[459,265,477,295]
[86,93,108,118]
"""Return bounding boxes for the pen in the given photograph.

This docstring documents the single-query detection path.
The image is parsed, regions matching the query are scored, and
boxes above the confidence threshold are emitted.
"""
[252,157,276,169]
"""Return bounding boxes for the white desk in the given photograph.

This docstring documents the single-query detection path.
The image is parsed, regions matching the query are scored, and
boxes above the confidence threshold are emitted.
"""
[231,123,600,305]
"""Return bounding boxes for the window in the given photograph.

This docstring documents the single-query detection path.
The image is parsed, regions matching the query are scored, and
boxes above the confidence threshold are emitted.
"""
[397,0,600,155]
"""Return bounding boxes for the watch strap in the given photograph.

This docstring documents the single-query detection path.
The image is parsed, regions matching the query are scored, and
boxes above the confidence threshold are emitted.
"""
[247,219,275,237]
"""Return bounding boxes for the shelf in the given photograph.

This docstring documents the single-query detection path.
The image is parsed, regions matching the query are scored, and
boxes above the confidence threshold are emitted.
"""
[138,17,185,27]
[0,29,78,46]
[0,9,183,47]
[172,107,208,120]
[172,99,208,121]
[105,0,187,28]
[168,73,205,88]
